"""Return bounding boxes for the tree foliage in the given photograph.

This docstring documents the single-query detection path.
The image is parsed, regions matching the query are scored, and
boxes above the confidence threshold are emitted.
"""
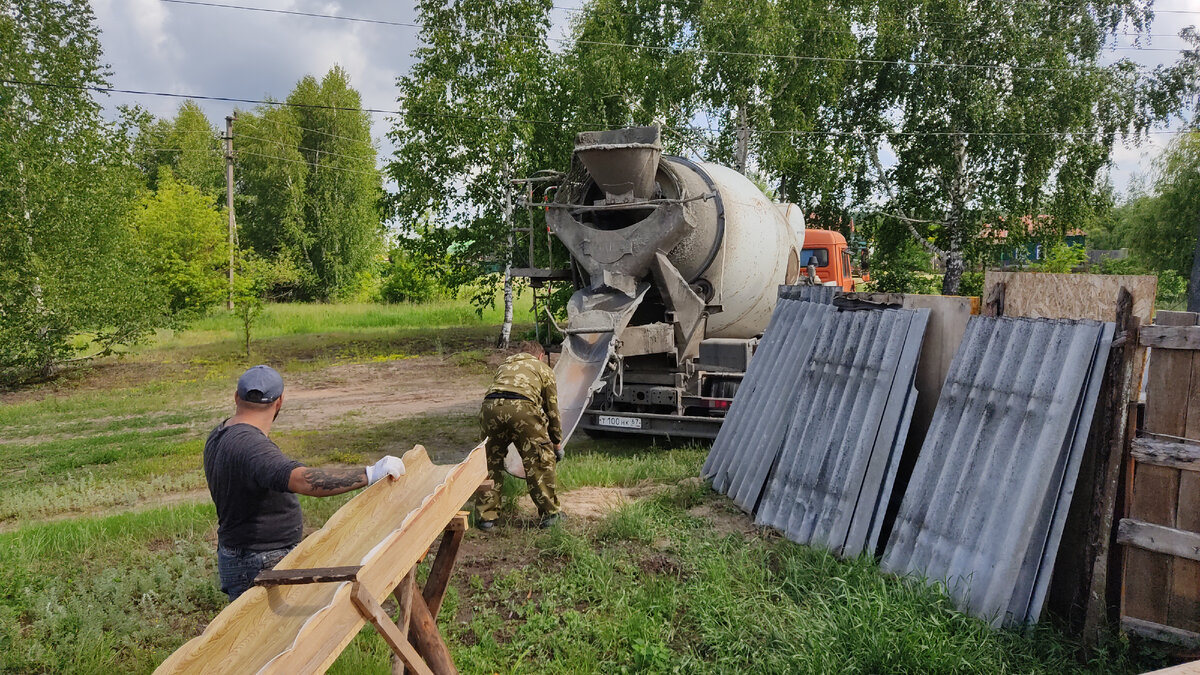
[857,1,1198,294]
[131,168,229,318]
[235,67,383,301]
[0,0,167,384]
[393,0,1198,304]
[1114,131,1200,308]
[389,0,571,310]
[132,100,224,198]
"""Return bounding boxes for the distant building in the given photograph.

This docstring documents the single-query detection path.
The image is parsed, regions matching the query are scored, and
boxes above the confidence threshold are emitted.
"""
[979,215,1085,265]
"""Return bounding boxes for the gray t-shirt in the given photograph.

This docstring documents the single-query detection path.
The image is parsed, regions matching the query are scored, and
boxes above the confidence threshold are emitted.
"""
[203,421,303,551]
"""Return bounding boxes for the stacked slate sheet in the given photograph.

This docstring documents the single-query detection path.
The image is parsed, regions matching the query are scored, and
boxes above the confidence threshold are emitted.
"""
[702,298,928,558]
[881,315,1114,627]
[703,299,836,511]
[777,284,842,304]
[756,306,928,557]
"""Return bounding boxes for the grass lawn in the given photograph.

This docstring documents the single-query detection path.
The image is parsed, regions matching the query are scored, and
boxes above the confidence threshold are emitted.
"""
[0,299,1178,673]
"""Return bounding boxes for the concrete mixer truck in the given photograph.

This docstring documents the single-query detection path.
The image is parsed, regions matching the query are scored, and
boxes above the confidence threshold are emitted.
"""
[528,125,856,442]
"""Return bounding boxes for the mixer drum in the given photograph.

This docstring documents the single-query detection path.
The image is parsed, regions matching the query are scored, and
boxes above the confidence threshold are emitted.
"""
[670,160,798,339]
[551,155,800,340]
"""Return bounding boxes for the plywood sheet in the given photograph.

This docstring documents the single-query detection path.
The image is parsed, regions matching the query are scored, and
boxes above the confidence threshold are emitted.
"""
[155,444,487,675]
[896,295,977,442]
[984,271,1157,324]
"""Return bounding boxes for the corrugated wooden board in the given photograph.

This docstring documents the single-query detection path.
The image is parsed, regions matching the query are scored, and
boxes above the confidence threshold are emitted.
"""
[155,444,487,675]
[984,271,1157,323]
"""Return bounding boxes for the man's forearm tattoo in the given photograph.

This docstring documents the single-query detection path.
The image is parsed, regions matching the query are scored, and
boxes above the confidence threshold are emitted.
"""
[302,467,365,491]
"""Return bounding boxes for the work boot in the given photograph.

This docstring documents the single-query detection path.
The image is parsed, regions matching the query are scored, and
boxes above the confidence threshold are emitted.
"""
[477,519,497,531]
[539,512,566,529]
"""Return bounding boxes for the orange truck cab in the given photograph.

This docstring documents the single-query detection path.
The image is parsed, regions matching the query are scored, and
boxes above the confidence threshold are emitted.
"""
[799,229,860,292]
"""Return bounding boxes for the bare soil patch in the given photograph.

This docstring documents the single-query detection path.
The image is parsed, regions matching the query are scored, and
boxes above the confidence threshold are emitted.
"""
[278,356,492,432]
[686,500,759,537]
[507,483,667,521]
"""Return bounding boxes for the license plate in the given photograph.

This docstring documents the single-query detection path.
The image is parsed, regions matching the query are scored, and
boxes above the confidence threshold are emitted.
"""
[596,415,642,429]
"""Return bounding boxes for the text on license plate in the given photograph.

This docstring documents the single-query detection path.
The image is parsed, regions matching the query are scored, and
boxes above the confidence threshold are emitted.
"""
[596,415,642,429]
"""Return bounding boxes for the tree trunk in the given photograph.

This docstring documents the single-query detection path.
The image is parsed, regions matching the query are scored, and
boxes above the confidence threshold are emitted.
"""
[942,251,965,295]
[1188,212,1200,312]
[940,135,971,297]
[735,104,749,174]
[498,268,514,349]
[497,172,515,349]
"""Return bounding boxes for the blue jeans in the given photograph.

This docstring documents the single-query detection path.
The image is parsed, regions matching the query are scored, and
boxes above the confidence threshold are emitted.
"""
[217,543,295,601]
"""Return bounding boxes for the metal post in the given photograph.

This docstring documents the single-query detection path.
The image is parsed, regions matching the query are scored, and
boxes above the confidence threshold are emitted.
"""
[225,114,237,310]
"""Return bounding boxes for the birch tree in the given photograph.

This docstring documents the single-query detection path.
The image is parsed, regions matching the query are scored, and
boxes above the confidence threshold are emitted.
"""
[855,0,1198,294]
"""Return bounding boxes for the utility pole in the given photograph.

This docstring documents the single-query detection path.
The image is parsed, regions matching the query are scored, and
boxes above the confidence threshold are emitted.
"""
[225,114,237,310]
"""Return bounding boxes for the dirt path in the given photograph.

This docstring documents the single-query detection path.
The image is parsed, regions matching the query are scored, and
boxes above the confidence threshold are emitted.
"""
[278,355,493,432]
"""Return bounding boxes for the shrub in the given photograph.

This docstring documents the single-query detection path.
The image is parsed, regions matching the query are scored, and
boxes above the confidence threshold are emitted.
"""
[380,248,444,303]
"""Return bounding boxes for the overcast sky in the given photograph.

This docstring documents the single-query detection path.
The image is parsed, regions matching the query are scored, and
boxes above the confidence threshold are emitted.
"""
[90,0,1199,198]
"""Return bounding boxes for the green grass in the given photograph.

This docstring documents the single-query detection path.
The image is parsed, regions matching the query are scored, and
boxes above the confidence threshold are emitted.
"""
[0,481,1170,674]
[0,299,1177,673]
[151,296,533,350]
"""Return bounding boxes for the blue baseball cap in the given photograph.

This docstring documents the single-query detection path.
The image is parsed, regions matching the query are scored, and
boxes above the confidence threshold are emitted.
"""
[237,365,284,403]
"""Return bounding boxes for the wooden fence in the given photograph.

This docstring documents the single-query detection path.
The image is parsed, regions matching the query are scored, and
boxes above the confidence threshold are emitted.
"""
[1121,310,1200,646]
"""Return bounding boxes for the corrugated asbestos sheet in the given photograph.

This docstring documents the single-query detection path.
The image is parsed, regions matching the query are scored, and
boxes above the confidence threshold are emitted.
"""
[778,285,842,304]
[881,316,1114,627]
[755,307,928,557]
[703,299,836,511]
[703,299,928,561]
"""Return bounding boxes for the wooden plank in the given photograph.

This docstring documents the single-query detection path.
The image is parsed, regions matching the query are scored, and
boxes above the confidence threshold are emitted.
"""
[253,566,362,587]
[1133,437,1200,472]
[391,569,416,675]
[1119,519,1200,562]
[154,444,487,675]
[1125,464,1182,625]
[1123,616,1200,649]
[1143,326,1200,350]
[984,271,1157,323]
[1170,558,1200,633]
[1142,661,1200,675]
[1189,352,1200,440]
[1147,357,1193,437]
[349,582,435,675]
[1158,311,1200,326]
[983,280,1004,317]
[423,516,467,618]
[1080,291,1138,648]
[1132,464,1184,526]
[408,593,458,675]
[1171,472,1200,632]
[1146,310,1197,435]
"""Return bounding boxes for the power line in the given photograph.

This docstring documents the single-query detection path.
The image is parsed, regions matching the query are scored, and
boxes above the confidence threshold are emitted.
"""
[237,115,376,147]
[237,149,381,176]
[157,0,1196,73]
[237,132,376,165]
[8,77,1195,138]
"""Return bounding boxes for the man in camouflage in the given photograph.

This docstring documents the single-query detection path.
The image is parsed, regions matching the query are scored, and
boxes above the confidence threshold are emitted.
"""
[477,341,564,529]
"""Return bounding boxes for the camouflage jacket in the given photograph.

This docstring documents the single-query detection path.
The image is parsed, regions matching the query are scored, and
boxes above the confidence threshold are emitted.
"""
[487,353,563,444]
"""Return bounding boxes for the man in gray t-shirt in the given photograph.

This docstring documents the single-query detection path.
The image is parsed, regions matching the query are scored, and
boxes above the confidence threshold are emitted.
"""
[204,365,406,601]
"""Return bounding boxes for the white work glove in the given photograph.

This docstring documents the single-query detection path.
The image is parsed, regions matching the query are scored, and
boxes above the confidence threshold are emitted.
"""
[366,455,406,485]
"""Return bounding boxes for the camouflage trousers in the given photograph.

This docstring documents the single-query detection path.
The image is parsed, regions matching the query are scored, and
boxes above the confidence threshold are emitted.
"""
[477,398,560,521]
